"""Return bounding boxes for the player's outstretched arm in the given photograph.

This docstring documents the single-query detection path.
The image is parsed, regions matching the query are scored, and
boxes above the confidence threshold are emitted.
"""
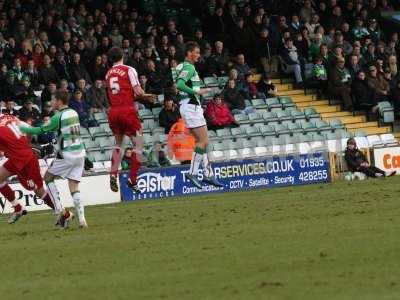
[133,85,156,104]
[176,79,210,96]
[19,114,60,135]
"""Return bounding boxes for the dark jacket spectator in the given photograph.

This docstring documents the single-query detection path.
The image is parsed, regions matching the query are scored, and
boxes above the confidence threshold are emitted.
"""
[366,65,390,102]
[328,57,352,110]
[38,54,59,85]
[352,71,376,106]
[2,100,19,117]
[159,97,180,134]
[86,79,109,112]
[224,79,246,111]
[18,98,41,125]
[69,89,95,128]
[69,52,92,84]
[205,94,238,131]
[345,138,394,178]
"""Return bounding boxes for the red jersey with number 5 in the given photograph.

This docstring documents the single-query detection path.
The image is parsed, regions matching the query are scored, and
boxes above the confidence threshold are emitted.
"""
[105,64,140,108]
[0,115,35,170]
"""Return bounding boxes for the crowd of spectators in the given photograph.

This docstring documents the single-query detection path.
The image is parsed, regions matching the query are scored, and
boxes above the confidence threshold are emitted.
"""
[0,0,400,138]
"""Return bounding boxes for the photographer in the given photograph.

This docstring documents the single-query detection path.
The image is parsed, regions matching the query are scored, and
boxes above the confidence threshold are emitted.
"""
[345,138,396,178]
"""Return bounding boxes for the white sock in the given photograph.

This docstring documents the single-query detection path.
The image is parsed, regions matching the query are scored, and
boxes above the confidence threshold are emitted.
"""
[189,151,203,176]
[46,181,63,215]
[202,153,213,177]
[72,192,85,223]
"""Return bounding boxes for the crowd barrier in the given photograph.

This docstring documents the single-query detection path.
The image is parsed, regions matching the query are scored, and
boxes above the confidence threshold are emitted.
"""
[119,152,331,202]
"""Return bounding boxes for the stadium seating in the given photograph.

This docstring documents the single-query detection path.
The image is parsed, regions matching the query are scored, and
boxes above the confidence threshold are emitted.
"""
[82,75,398,164]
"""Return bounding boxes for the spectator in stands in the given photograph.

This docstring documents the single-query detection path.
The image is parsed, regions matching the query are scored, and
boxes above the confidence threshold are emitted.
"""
[243,74,265,99]
[347,54,362,81]
[69,89,96,128]
[345,138,395,178]
[2,99,19,117]
[121,147,133,171]
[15,75,36,106]
[366,65,390,102]
[159,96,180,134]
[328,57,352,110]
[205,94,239,131]
[234,54,252,83]
[257,73,277,98]
[280,38,303,87]
[211,41,230,76]
[145,59,164,95]
[41,101,54,118]
[69,52,92,84]
[38,54,59,86]
[224,79,255,115]
[25,59,40,89]
[91,55,107,81]
[256,28,278,75]
[146,142,171,168]
[87,79,108,113]
[19,97,41,125]
[312,56,328,98]
[40,81,57,104]
[54,51,72,84]
[352,71,377,110]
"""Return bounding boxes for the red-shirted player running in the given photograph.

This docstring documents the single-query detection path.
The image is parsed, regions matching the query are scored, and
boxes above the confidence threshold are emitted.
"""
[0,114,70,224]
[105,47,155,193]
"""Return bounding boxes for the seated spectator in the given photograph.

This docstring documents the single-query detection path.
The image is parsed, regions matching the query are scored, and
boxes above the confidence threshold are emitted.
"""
[224,79,255,115]
[91,55,107,81]
[328,57,352,110]
[145,59,164,94]
[37,115,56,145]
[312,56,328,98]
[69,89,96,128]
[234,54,252,83]
[256,28,278,75]
[352,71,377,110]
[2,99,19,117]
[69,52,92,84]
[309,33,323,62]
[18,97,41,125]
[211,41,230,76]
[366,65,390,102]
[159,97,180,134]
[14,75,37,106]
[243,74,265,99]
[347,54,362,81]
[54,51,72,83]
[228,68,245,91]
[38,54,59,86]
[41,101,54,118]
[121,147,133,171]
[205,94,239,131]
[167,118,195,164]
[345,138,395,178]
[87,79,108,113]
[256,74,277,98]
[40,82,57,104]
[279,38,303,87]
[146,142,171,168]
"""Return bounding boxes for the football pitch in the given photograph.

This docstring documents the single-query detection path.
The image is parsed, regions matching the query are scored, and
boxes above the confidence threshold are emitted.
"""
[1,178,400,300]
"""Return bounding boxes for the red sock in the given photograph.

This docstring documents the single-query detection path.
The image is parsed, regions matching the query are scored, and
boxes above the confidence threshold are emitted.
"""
[42,193,54,210]
[129,152,141,184]
[0,184,15,202]
[111,147,121,176]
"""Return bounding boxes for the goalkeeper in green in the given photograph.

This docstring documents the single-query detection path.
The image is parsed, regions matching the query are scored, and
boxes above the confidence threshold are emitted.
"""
[176,41,223,189]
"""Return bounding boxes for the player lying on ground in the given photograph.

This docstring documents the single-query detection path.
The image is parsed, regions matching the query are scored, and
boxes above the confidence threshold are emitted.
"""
[0,114,69,224]
[20,90,87,228]
[176,41,223,189]
[105,46,156,193]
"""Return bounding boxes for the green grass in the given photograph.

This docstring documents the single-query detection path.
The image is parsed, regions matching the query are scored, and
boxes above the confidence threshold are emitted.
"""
[1,178,400,300]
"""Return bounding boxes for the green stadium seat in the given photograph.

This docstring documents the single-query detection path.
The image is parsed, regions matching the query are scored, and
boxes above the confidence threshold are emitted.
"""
[99,122,112,133]
[324,131,337,140]
[276,110,292,122]
[377,101,395,124]
[248,112,263,122]
[245,99,252,107]
[354,130,367,137]
[218,76,229,86]
[143,119,156,132]
[304,107,320,120]
[279,96,295,109]
[93,111,107,122]
[204,77,219,87]
[313,119,331,133]
[330,119,345,130]
[96,136,115,149]
[212,143,225,151]
[300,120,317,133]
[152,107,162,116]
[80,127,91,138]
[245,125,260,136]
[262,111,278,123]
[252,98,267,109]
[216,128,231,137]
[83,138,97,150]
[234,113,249,124]
[266,97,282,110]
[274,124,290,135]
[230,127,245,137]
[287,122,302,134]
[290,110,306,121]
[89,126,107,137]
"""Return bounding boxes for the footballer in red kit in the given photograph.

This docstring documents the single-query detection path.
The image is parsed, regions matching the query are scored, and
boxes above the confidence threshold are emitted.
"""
[0,114,69,224]
[105,47,155,193]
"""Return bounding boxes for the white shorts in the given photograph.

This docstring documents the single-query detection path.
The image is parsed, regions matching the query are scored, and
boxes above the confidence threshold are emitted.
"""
[48,155,85,182]
[179,99,207,129]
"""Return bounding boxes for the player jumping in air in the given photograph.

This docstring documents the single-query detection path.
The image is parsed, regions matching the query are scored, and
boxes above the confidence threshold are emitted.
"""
[176,41,223,189]
[0,114,66,224]
[105,47,155,193]
[20,90,87,228]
